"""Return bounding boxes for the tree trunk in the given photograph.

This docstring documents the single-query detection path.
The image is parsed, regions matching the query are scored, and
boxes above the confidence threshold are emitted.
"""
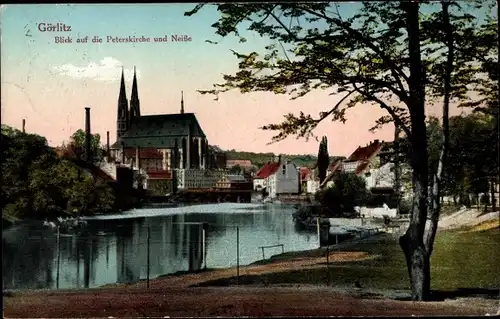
[399,1,430,301]
[424,1,453,258]
[490,179,496,212]
[394,125,402,215]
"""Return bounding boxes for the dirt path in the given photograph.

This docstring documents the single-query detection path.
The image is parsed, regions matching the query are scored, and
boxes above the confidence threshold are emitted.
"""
[4,286,497,317]
[104,251,376,289]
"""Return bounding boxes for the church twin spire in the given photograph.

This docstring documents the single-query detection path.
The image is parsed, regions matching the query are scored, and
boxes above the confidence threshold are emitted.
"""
[130,66,140,118]
[117,66,186,139]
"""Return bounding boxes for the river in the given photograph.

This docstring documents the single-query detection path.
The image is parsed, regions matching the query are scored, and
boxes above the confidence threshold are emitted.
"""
[2,203,322,290]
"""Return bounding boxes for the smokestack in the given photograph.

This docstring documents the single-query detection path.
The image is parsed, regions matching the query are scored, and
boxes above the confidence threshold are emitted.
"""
[85,107,92,163]
[106,131,111,162]
[135,147,141,170]
[22,119,26,133]
[121,142,126,163]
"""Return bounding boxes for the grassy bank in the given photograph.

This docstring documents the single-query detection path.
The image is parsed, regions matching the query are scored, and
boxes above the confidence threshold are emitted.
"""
[197,228,500,294]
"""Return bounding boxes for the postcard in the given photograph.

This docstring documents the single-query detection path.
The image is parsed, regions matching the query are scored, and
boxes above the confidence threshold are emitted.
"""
[2,2,499,317]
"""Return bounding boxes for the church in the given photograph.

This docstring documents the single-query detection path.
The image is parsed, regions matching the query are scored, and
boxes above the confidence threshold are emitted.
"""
[110,67,211,173]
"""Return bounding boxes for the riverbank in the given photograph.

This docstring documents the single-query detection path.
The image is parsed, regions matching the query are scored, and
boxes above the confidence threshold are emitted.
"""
[4,219,499,316]
[4,208,498,317]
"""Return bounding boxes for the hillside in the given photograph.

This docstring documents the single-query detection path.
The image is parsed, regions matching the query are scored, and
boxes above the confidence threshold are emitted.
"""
[225,149,345,168]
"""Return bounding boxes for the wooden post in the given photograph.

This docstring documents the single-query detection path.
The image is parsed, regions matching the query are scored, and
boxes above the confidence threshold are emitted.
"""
[56,226,61,289]
[202,223,207,270]
[316,217,321,248]
[326,244,330,286]
[236,226,240,286]
[147,226,151,288]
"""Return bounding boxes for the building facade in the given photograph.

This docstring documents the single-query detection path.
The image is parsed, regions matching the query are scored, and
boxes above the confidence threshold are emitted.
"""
[105,68,226,191]
[254,156,300,198]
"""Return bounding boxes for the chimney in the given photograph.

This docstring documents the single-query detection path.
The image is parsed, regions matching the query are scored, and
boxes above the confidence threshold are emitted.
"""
[85,107,92,163]
[121,142,126,163]
[135,147,141,170]
[106,131,111,162]
[22,119,26,133]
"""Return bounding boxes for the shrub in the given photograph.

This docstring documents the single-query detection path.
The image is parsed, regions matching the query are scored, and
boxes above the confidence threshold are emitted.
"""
[315,172,369,215]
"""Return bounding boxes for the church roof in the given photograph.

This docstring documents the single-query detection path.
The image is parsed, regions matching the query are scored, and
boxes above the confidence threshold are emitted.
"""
[111,113,206,149]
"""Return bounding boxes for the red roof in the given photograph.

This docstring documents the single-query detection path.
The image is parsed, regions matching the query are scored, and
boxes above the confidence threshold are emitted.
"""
[328,159,343,171]
[255,162,280,179]
[347,140,383,162]
[124,148,163,159]
[147,170,172,179]
[299,167,309,180]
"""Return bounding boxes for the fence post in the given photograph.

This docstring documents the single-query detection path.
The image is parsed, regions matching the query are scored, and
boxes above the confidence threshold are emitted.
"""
[56,226,61,289]
[236,226,240,286]
[316,217,321,248]
[326,244,330,286]
[202,223,207,270]
[147,226,150,289]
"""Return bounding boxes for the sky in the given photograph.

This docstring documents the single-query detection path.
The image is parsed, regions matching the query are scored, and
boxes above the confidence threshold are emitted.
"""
[0,3,494,156]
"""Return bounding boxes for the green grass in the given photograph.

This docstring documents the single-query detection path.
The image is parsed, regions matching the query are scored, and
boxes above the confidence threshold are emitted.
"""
[197,229,500,292]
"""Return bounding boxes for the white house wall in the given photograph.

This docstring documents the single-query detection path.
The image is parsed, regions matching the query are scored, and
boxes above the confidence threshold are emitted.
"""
[307,180,319,194]
[253,178,266,190]
[275,161,300,196]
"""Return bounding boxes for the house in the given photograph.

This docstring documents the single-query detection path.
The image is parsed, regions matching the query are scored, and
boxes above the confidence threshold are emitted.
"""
[254,156,300,198]
[216,174,252,190]
[299,167,311,193]
[320,140,385,189]
[226,159,254,170]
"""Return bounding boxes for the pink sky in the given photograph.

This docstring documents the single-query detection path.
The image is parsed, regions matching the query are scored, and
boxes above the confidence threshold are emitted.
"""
[1,70,466,157]
[1,5,469,157]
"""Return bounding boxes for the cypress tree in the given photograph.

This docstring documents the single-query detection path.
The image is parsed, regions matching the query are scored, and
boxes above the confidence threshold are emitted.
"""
[317,136,330,184]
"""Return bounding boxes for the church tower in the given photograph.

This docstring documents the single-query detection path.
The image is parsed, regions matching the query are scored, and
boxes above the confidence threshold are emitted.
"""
[180,91,185,114]
[129,66,141,120]
[117,68,129,139]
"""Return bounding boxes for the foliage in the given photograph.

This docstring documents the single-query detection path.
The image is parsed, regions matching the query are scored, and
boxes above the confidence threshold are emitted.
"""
[186,1,488,142]
[59,129,103,162]
[315,172,369,215]
[229,164,243,174]
[1,126,114,221]
[316,136,330,183]
[187,1,496,301]
[225,149,343,169]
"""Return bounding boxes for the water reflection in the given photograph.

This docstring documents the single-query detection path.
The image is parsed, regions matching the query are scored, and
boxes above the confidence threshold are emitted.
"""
[3,204,319,290]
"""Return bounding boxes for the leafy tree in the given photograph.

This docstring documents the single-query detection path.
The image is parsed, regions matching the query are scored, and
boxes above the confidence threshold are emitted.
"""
[317,136,329,184]
[1,126,114,221]
[229,164,243,174]
[61,129,103,162]
[315,172,368,215]
[186,1,494,300]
